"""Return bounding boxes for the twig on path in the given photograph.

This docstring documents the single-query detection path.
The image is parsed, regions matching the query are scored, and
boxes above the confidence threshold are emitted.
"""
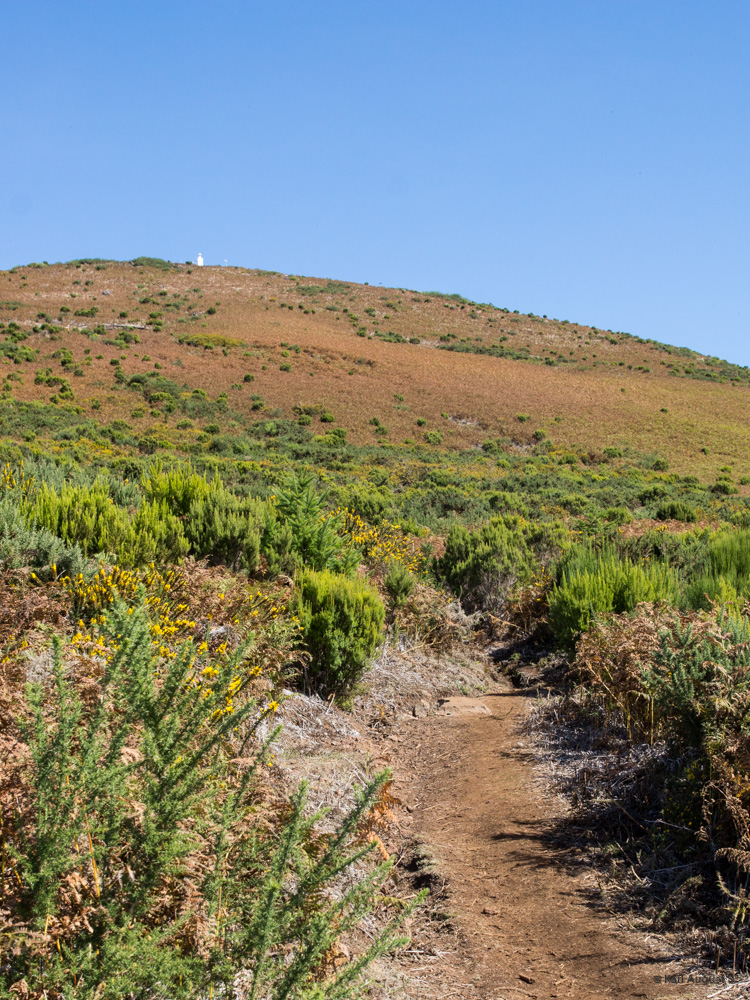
[707,984,750,999]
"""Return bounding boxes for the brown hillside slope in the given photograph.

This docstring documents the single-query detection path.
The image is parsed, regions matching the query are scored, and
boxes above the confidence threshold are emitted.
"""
[1,259,749,477]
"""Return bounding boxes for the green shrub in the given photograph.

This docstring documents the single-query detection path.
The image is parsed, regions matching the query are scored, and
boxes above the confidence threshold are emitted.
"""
[638,485,669,505]
[130,255,173,270]
[263,474,358,576]
[336,483,390,524]
[188,490,265,570]
[0,497,89,578]
[691,528,750,603]
[293,569,385,694]
[143,463,267,571]
[435,513,566,611]
[324,427,347,445]
[423,430,443,445]
[383,561,415,607]
[481,438,508,456]
[2,598,408,996]
[549,546,680,647]
[604,506,632,525]
[712,480,737,495]
[682,574,742,613]
[27,481,188,567]
[656,500,697,522]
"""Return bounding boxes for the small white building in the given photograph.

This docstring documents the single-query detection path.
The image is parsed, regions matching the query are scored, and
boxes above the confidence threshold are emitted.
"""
[197,253,204,267]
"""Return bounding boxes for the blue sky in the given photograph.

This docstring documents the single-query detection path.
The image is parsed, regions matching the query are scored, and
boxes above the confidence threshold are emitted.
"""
[3,1,749,364]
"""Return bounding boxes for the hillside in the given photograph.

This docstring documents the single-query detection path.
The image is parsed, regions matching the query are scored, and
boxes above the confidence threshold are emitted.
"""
[4,257,750,997]
[2,257,750,479]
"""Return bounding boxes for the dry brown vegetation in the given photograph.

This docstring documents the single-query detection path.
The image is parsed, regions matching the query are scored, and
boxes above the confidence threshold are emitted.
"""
[2,260,750,478]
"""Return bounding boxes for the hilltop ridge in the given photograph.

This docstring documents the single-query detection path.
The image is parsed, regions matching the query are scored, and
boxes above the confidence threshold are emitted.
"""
[1,257,749,478]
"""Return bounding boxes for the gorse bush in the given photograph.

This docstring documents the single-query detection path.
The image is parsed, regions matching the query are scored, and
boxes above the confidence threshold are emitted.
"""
[0,596,413,998]
[293,569,385,695]
[338,508,425,574]
[548,545,680,647]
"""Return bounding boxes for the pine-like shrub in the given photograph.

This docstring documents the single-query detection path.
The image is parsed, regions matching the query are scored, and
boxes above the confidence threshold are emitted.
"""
[549,546,680,647]
[293,569,385,694]
[0,597,414,998]
[263,474,358,576]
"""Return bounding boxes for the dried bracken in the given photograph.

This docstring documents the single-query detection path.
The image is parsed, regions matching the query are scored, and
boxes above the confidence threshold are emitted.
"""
[532,600,750,971]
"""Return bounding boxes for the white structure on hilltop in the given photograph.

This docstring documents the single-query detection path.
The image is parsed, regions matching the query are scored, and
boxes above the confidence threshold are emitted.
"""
[197,253,204,267]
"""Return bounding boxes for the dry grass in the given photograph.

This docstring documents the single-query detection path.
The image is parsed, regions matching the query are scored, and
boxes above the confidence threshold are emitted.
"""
[521,602,750,981]
[2,261,750,477]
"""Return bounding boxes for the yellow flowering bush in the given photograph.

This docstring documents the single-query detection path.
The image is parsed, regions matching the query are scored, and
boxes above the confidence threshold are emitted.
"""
[336,507,426,574]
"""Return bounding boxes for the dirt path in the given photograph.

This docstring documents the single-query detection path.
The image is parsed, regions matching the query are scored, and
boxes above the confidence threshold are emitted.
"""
[387,679,700,1000]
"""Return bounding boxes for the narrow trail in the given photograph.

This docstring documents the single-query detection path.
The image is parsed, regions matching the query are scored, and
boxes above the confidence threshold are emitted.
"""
[390,679,698,1000]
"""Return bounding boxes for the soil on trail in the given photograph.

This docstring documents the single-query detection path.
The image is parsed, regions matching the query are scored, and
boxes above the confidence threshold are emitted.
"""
[387,679,698,1000]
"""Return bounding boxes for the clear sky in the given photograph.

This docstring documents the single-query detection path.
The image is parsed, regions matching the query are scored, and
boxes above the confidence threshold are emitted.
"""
[3,1,749,364]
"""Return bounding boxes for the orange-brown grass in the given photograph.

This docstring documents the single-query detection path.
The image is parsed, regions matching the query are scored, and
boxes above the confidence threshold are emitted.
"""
[2,261,750,477]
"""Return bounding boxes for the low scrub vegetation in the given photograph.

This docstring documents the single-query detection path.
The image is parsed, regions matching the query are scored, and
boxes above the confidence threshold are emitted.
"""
[293,568,385,696]
[435,514,566,612]
[1,590,411,997]
[4,259,750,980]
[560,602,750,953]
[548,545,680,648]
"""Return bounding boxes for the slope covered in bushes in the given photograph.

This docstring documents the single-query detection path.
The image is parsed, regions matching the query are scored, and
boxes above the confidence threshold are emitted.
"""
[4,258,750,985]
